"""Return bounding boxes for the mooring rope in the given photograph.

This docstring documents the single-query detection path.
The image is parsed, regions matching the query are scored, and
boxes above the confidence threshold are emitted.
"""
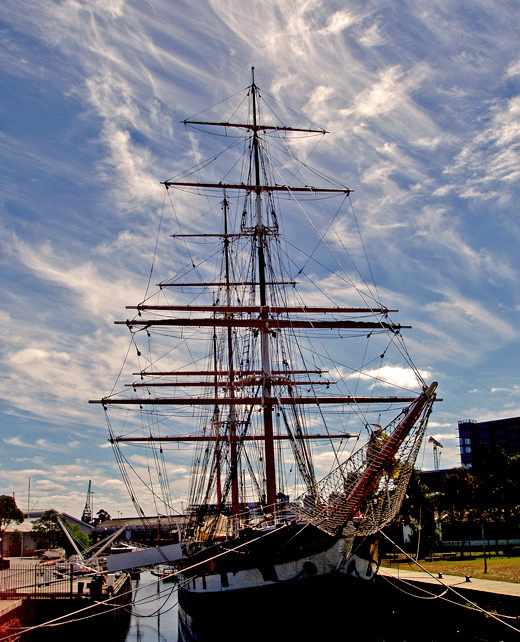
[378,530,520,634]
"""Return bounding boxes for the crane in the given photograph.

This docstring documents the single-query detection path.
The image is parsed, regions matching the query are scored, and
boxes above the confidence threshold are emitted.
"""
[81,480,93,524]
[428,436,443,470]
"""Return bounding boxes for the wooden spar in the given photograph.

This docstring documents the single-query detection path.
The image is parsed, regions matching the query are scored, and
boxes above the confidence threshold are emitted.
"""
[134,369,326,376]
[158,281,296,287]
[170,233,254,237]
[117,318,408,330]
[95,390,442,404]
[113,433,357,442]
[127,305,396,314]
[183,120,328,134]
[162,181,351,194]
[125,380,336,387]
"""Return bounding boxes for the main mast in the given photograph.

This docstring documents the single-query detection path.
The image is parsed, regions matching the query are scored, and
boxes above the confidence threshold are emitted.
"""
[251,69,277,508]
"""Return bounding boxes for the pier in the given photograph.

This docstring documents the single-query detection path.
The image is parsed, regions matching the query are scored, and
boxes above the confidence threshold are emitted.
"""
[0,558,132,639]
[377,566,520,639]
[380,565,520,599]
[0,598,23,640]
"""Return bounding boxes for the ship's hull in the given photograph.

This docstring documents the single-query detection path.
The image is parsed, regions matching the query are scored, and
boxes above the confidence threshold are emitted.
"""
[178,531,379,642]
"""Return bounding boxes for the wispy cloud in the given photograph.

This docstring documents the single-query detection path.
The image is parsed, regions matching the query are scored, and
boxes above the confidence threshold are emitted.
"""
[4,436,75,453]
[353,365,431,390]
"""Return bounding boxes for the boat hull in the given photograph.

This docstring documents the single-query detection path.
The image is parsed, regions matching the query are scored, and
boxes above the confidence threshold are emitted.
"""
[178,533,378,642]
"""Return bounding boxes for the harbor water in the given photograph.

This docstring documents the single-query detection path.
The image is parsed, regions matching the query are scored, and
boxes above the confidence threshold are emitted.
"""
[124,572,179,642]
[20,570,520,641]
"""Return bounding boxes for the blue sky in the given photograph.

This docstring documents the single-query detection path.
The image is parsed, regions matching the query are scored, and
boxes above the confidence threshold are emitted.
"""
[1,0,520,518]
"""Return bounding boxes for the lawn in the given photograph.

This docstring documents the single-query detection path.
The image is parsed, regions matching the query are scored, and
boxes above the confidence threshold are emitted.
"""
[381,553,520,583]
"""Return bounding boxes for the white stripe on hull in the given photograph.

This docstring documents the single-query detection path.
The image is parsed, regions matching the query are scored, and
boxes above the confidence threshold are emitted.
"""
[181,537,377,595]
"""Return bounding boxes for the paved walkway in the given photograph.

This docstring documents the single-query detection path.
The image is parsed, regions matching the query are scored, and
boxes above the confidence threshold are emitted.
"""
[379,566,520,598]
[0,599,22,617]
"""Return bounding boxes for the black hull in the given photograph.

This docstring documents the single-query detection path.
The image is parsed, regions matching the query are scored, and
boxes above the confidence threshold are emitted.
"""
[179,570,520,642]
[177,533,380,642]
[178,572,369,642]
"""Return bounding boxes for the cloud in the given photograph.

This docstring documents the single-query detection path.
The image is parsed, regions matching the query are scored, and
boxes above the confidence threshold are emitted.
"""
[128,454,188,477]
[506,57,520,78]
[320,10,357,35]
[352,365,430,390]
[4,437,27,448]
[430,432,458,442]
[34,479,67,493]
[442,96,520,201]
[491,385,520,395]
[11,348,71,368]
[425,288,516,349]
[414,206,518,286]
[358,21,385,46]
[101,478,126,489]
[3,232,146,319]
[3,436,74,452]
[342,66,416,120]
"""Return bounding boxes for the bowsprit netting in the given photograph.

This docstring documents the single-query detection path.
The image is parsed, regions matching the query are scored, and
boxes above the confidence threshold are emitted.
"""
[291,391,435,537]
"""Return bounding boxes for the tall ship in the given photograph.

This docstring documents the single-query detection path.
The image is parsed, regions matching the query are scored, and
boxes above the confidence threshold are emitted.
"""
[91,69,438,641]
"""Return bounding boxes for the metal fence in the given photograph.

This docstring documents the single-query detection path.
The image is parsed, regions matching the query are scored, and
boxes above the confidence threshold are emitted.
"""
[0,563,79,598]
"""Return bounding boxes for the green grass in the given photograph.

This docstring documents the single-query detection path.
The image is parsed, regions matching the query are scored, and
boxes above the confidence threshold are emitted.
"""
[381,553,520,583]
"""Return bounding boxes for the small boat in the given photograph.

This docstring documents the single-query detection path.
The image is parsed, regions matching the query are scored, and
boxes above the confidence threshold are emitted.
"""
[91,68,438,641]
[151,565,178,583]
[39,547,66,561]
[109,542,142,554]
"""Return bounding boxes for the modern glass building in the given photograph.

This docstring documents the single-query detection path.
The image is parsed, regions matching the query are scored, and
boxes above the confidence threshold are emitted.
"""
[458,416,520,468]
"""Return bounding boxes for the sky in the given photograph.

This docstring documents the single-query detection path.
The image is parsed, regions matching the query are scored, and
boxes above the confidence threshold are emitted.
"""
[1,0,520,519]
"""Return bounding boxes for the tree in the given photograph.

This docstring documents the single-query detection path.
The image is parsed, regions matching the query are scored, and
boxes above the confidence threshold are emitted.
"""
[64,521,91,552]
[0,496,24,558]
[398,470,440,557]
[92,509,111,526]
[32,509,63,549]
[504,454,520,521]
[472,444,509,517]
[438,467,476,523]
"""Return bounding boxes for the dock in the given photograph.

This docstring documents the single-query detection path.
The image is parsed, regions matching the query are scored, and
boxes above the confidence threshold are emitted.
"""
[379,566,520,598]
[378,564,520,634]
[0,599,23,640]
[0,558,132,638]
[362,565,520,641]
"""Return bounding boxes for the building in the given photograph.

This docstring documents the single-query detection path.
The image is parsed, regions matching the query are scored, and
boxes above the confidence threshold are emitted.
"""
[93,515,187,546]
[458,416,520,469]
[419,468,452,492]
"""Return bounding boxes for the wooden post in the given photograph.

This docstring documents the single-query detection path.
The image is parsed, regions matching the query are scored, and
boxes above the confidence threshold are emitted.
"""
[481,523,487,573]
